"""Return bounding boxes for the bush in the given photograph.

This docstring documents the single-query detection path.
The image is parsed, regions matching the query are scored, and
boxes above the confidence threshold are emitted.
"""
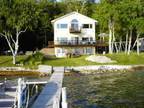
[23,52,44,68]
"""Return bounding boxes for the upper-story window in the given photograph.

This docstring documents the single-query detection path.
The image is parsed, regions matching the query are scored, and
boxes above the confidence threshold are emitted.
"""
[57,24,68,29]
[71,19,79,30]
[82,24,92,29]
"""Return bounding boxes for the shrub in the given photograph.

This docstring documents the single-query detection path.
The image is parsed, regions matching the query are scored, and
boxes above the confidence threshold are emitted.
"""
[23,52,44,68]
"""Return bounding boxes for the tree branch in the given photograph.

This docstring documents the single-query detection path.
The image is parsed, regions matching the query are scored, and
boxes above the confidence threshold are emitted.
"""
[4,35,14,55]
[10,34,16,45]
[0,33,7,37]
[18,28,27,36]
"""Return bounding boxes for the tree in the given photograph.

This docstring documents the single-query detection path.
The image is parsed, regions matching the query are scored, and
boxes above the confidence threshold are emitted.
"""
[92,0,119,54]
[117,0,143,55]
[92,0,144,55]
[62,0,89,14]
[0,0,42,64]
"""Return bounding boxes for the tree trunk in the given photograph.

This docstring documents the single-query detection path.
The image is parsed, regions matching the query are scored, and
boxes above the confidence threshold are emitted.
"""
[137,33,140,55]
[108,19,113,54]
[13,55,16,65]
[119,39,122,52]
[112,24,115,53]
[114,42,118,53]
[132,39,137,49]
[125,31,128,53]
[127,30,132,55]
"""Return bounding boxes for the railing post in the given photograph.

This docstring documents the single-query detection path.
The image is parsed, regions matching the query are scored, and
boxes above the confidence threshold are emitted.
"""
[17,78,22,108]
[4,78,7,89]
[17,78,27,108]
[61,87,68,108]
[35,85,38,94]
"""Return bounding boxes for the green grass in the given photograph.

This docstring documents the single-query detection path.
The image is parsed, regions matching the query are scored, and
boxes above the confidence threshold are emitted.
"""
[106,52,144,65]
[43,52,144,66]
[0,52,43,68]
[43,56,101,66]
[0,55,27,67]
[1,52,144,67]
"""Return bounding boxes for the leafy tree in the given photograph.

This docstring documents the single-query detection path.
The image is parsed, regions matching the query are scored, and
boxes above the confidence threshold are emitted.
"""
[117,0,144,55]
[62,0,89,14]
[134,0,144,55]
[0,0,42,64]
[92,0,144,55]
[92,0,120,54]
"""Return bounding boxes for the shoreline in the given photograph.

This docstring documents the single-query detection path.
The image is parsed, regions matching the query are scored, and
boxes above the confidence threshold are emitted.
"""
[66,64,144,70]
[0,65,144,76]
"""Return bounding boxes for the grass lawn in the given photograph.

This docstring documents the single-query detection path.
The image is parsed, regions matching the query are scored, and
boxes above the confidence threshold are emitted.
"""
[43,56,100,66]
[106,52,144,65]
[0,55,27,67]
[43,52,144,66]
[0,52,144,67]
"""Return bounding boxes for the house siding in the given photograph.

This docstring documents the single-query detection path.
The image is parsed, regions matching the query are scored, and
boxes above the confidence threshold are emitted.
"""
[52,12,97,57]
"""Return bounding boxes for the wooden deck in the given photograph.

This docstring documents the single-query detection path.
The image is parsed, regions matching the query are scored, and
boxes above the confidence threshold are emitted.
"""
[32,67,64,108]
[0,82,17,108]
[48,41,108,48]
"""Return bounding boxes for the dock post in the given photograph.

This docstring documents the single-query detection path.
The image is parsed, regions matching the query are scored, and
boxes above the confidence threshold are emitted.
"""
[53,97,59,108]
[52,66,54,73]
[61,87,68,108]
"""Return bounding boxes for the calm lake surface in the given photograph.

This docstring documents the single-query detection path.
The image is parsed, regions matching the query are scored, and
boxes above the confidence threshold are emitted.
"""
[64,70,144,108]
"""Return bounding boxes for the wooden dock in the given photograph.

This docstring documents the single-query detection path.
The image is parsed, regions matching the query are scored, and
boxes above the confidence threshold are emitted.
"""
[32,67,64,108]
[0,82,17,108]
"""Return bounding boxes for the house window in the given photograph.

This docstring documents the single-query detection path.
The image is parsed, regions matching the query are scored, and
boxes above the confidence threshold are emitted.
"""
[71,19,79,30]
[82,24,92,29]
[90,24,92,28]
[57,37,67,44]
[90,37,93,41]
[62,48,65,53]
[57,49,61,53]
[57,24,68,29]
[61,37,67,42]
[82,37,89,41]
[86,48,93,54]
[83,24,89,28]
[57,48,65,54]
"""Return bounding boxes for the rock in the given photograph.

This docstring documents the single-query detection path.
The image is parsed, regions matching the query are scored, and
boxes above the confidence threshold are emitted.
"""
[85,55,117,63]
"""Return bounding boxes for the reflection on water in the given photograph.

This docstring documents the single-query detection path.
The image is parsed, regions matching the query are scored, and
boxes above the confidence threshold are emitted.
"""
[64,70,144,108]
[0,75,50,82]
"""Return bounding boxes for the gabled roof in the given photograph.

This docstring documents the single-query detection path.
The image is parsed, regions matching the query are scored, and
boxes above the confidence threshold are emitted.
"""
[51,11,97,23]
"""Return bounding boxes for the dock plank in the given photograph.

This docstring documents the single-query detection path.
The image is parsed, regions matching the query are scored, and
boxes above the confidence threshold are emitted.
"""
[32,67,64,108]
[0,85,16,108]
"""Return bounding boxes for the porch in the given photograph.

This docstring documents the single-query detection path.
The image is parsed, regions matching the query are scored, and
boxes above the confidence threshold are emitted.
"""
[48,40,108,48]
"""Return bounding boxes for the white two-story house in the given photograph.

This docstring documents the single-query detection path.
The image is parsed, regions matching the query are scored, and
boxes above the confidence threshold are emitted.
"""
[51,12,98,57]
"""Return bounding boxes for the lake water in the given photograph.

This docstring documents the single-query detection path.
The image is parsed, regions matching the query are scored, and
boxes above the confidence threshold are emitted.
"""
[0,75,50,82]
[0,75,50,94]
[64,70,144,108]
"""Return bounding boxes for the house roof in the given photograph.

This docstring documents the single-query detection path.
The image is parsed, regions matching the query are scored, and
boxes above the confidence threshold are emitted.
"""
[51,11,98,23]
